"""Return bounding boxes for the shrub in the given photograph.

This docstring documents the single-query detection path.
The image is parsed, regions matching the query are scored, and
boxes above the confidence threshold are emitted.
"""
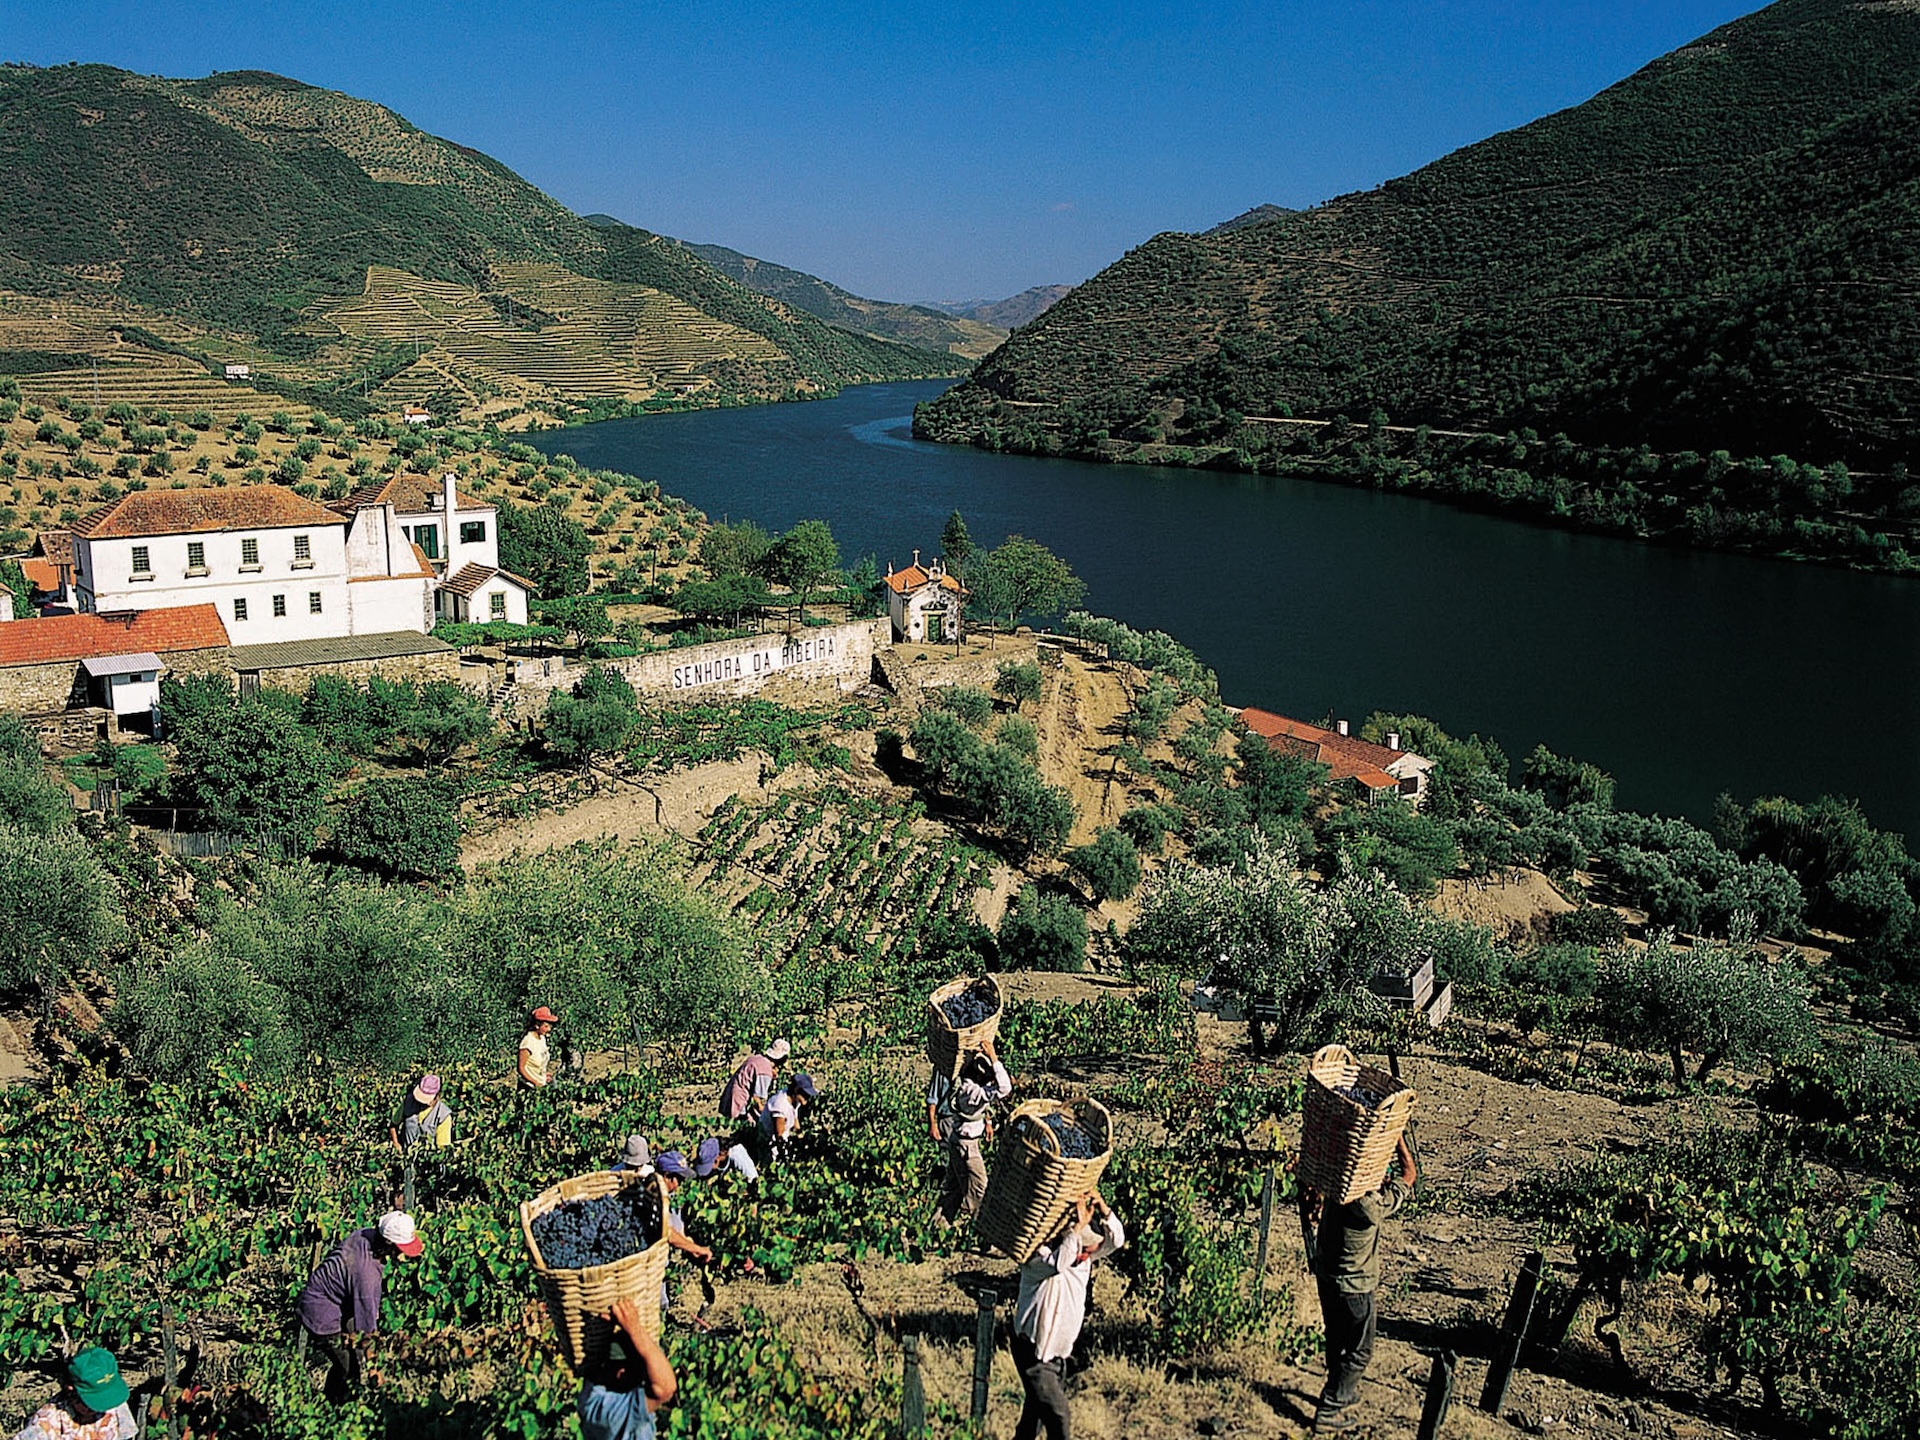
[1521,743,1616,810]
[1550,903,1628,947]
[995,713,1038,760]
[928,685,994,728]
[543,666,639,763]
[1321,800,1460,896]
[0,715,71,833]
[1119,802,1178,855]
[165,684,341,846]
[331,775,465,880]
[997,885,1088,973]
[1067,827,1142,902]
[0,824,125,996]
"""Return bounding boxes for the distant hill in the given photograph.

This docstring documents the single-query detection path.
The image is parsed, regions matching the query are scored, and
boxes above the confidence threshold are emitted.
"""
[0,64,962,420]
[671,240,1006,358]
[1204,204,1296,235]
[918,0,1920,567]
[919,286,1074,329]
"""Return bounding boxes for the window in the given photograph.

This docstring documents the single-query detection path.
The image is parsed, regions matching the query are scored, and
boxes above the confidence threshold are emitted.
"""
[186,541,206,575]
[272,594,287,618]
[413,524,439,559]
[292,534,312,567]
[490,592,506,620]
[241,537,260,567]
[308,591,322,614]
[461,520,488,545]
[233,598,248,621]
[130,545,151,575]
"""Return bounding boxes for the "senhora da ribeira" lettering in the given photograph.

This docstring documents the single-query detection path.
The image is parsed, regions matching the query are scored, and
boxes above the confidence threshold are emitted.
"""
[670,633,840,691]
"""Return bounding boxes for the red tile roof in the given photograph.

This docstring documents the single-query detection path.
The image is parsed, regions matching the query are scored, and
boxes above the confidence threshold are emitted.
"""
[73,488,346,539]
[329,475,486,516]
[0,605,230,667]
[33,530,74,567]
[883,562,964,596]
[19,559,62,595]
[1239,708,1413,792]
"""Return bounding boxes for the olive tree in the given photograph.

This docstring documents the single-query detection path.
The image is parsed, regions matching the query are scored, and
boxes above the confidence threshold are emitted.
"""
[1596,918,1813,1089]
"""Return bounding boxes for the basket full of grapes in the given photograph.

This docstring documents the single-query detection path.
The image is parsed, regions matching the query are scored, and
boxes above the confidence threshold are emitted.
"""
[1298,1043,1415,1204]
[927,974,1003,1082]
[519,1169,671,1366]
[977,1097,1113,1263]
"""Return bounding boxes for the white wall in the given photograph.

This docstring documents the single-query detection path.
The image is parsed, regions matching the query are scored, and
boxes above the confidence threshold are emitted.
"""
[105,670,161,717]
[466,574,527,626]
[78,524,352,643]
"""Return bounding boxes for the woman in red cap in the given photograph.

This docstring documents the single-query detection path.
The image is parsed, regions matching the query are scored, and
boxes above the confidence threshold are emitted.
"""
[519,1007,559,1089]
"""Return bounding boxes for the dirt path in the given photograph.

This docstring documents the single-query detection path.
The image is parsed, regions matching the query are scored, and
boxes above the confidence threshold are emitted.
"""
[1032,653,1136,848]
[0,1013,36,1087]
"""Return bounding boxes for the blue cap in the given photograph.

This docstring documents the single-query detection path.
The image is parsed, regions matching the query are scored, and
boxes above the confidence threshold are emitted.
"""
[694,1137,724,1177]
[655,1150,693,1181]
[792,1072,817,1100]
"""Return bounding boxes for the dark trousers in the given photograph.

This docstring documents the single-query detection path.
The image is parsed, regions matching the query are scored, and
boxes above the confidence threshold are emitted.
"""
[305,1328,359,1403]
[1315,1282,1377,1411]
[1011,1331,1071,1440]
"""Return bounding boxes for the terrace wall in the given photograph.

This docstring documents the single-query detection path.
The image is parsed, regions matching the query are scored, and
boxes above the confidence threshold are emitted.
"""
[511,618,887,708]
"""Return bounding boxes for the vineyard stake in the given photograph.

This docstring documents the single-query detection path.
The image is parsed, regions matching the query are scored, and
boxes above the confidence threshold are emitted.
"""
[1416,1349,1458,1440]
[900,1333,926,1437]
[161,1299,180,1440]
[404,1162,417,1215]
[1480,1250,1545,1414]
[1255,1164,1276,1282]
[970,1292,996,1423]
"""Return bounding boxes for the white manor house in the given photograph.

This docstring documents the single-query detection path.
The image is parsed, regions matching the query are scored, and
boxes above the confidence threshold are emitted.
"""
[70,474,531,641]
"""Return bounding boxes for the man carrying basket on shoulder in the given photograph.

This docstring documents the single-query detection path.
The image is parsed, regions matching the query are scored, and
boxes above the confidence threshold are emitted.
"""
[1010,1189,1125,1440]
[927,1035,1012,1224]
[1304,1133,1417,1434]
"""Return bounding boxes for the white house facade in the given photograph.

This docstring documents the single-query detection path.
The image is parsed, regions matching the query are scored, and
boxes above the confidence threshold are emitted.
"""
[70,488,440,642]
[333,474,531,627]
[883,551,965,643]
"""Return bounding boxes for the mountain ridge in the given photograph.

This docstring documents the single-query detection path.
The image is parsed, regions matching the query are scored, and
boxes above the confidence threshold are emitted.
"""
[0,63,962,420]
[915,0,1920,569]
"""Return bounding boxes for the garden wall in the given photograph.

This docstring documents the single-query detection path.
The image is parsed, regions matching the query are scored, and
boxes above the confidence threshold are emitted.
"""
[512,618,888,707]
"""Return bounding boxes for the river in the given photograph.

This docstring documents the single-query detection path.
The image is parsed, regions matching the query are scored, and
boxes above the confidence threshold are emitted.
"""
[534,380,1920,843]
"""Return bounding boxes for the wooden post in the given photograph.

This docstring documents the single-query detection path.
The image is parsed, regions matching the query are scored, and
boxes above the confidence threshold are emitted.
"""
[403,1161,417,1215]
[1481,1251,1545,1415]
[1255,1164,1276,1282]
[161,1299,181,1440]
[971,1292,995,1424]
[900,1334,926,1437]
[1416,1349,1458,1440]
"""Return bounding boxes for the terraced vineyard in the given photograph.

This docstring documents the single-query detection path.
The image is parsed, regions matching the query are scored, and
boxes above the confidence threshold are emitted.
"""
[694,788,999,1006]
[316,264,794,410]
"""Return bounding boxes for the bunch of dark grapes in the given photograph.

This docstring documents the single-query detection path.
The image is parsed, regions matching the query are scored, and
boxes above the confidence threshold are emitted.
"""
[1333,1084,1385,1108]
[533,1188,662,1269]
[939,979,999,1029]
[1037,1111,1102,1160]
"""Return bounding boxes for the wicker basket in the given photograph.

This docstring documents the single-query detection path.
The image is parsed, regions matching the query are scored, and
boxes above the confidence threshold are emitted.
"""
[927,975,1004,1082]
[976,1098,1113,1263]
[519,1169,672,1369]
[1297,1044,1415,1204]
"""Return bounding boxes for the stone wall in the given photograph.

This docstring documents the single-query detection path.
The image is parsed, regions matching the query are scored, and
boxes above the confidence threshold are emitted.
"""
[511,618,887,712]
[0,645,232,716]
[253,647,463,694]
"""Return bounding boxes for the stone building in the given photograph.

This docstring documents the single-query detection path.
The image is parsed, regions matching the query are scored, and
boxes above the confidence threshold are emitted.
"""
[0,604,230,731]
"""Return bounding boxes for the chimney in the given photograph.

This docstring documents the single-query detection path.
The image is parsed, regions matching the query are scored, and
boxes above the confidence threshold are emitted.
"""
[1336,719,1350,737]
[442,473,458,572]
[1386,731,1401,752]
[886,560,894,577]
[912,548,921,569]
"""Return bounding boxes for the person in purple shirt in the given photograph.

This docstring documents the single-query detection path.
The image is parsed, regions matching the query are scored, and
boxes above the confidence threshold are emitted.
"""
[295,1210,424,1401]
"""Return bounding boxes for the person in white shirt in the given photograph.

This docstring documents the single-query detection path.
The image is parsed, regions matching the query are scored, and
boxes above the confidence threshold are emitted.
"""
[754,1072,816,1167]
[925,1037,1012,1223]
[1011,1190,1125,1440]
[518,1006,559,1089]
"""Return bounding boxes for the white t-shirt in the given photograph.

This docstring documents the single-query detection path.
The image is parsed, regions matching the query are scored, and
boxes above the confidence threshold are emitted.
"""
[725,1143,760,1182]
[1014,1212,1127,1362]
[760,1092,800,1139]
[519,1031,549,1087]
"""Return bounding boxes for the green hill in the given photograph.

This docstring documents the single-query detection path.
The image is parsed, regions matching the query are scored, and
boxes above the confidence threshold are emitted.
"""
[917,0,1920,567]
[671,240,1007,358]
[0,64,961,415]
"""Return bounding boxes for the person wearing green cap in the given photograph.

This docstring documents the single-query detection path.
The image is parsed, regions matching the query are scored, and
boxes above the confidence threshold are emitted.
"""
[12,1348,134,1439]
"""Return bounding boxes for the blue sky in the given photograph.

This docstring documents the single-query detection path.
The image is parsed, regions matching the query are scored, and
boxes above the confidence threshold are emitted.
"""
[2,0,1762,303]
